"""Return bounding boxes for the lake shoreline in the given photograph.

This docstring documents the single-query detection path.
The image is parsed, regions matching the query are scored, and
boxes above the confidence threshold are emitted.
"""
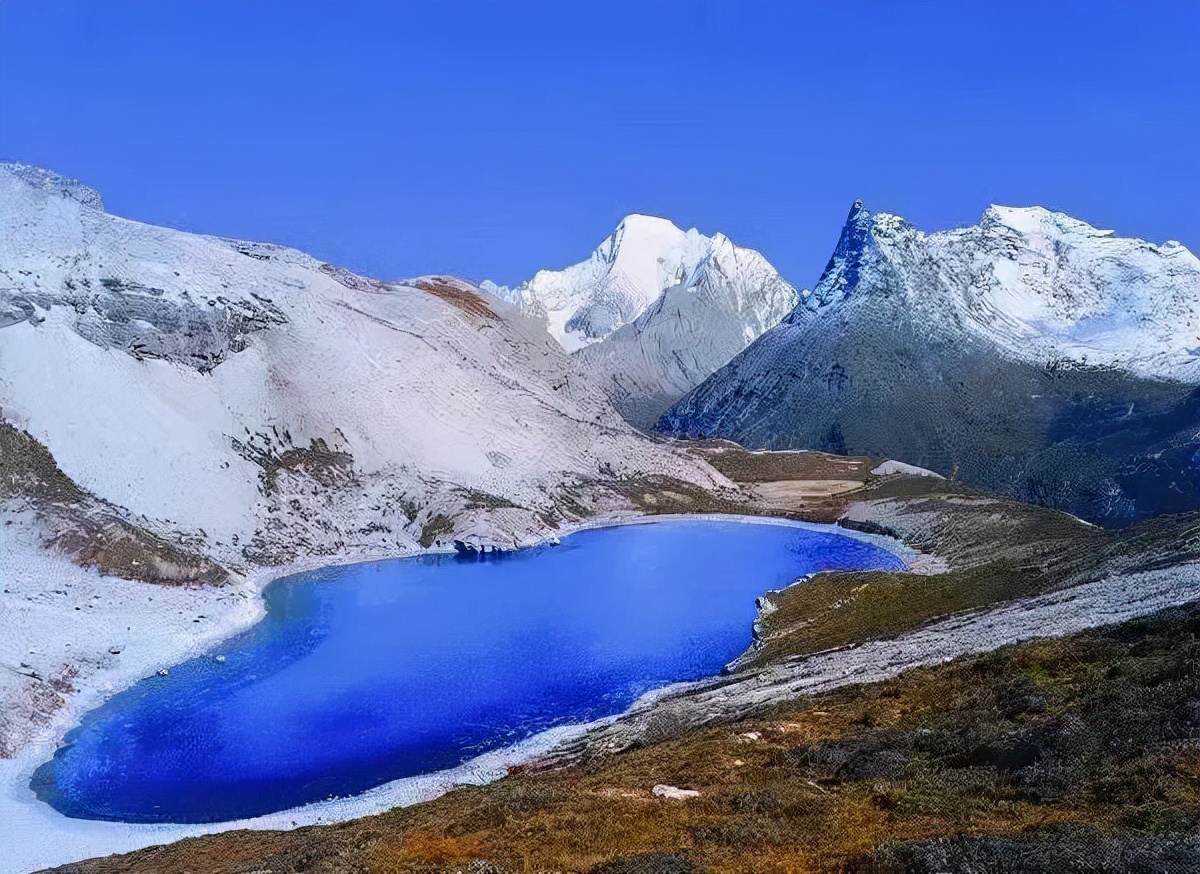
[2,511,916,874]
[2,512,915,874]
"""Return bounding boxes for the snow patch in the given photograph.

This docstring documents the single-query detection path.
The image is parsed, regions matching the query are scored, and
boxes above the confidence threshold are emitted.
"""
[871,460,945,478]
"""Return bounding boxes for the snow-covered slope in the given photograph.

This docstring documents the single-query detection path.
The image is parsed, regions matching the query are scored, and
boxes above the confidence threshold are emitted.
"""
[662,202,1200,524]
[490,215,798,426]
[791,201,1200,381]
[0,164,723,568]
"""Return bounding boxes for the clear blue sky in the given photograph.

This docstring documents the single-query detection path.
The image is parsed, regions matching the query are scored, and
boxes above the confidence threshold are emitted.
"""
[2,0,1197,288]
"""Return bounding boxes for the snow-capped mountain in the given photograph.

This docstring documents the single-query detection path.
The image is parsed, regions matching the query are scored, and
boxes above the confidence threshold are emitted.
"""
[661,202,1200,524]
[0,164,722,571]
[795,201,1200,380]
[489,215,798,426]
[489,214,696,352]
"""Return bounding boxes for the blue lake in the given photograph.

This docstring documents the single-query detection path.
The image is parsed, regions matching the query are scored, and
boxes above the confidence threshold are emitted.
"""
[34,517,903,823]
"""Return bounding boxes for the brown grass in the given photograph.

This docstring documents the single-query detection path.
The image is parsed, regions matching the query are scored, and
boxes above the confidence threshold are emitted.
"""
[411,277,502,321]
[744,497,1200,668]
[698,443,876,484]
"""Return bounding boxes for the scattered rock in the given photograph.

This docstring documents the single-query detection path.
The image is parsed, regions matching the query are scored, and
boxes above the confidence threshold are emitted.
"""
[793,733,909,782]
[589,853,706,874]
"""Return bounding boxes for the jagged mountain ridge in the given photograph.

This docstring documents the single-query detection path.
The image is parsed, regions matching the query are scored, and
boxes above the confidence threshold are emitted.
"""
[791,201,1199,380]
[488,214,799,426]
[661,202,1200,524]
[0,164,724,570]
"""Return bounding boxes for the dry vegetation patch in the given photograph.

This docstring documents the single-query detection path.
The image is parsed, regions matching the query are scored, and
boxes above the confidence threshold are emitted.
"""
[411,277,502,322]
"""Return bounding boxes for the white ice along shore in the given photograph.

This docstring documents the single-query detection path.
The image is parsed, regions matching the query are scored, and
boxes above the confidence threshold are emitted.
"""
[0,515,555,874]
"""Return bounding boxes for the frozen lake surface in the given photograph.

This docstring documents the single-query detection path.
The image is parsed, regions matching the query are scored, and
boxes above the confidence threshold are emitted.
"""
[34,517,902,823]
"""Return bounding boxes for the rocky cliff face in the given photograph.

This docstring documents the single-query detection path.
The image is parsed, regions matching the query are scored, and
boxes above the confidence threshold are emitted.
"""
[661,202,1200,524]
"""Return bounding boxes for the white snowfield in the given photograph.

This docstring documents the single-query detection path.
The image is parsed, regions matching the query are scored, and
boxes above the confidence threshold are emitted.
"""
[870,459,944,478]
[488,214,799,425]
[0,164,724,565]
[804,202,1200,383]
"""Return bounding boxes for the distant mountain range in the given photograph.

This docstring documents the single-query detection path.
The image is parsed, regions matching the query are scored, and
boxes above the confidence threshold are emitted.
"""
[4,163,1196,531]
[660,202,1200,524]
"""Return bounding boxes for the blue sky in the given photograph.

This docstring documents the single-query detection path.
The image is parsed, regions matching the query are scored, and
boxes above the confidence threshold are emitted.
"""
[2,0,1197,288]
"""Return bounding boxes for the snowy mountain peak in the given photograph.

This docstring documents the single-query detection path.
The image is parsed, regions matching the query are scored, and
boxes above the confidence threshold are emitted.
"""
[660,203,1199,524]
[486,213,798,424]
[788,200,1199,382]
[607,213,688,254]
[588,213,701,296]
[498,214,765,353]
[933,207,1200,381]
[846,198,868,226]
[795,200,884,314]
